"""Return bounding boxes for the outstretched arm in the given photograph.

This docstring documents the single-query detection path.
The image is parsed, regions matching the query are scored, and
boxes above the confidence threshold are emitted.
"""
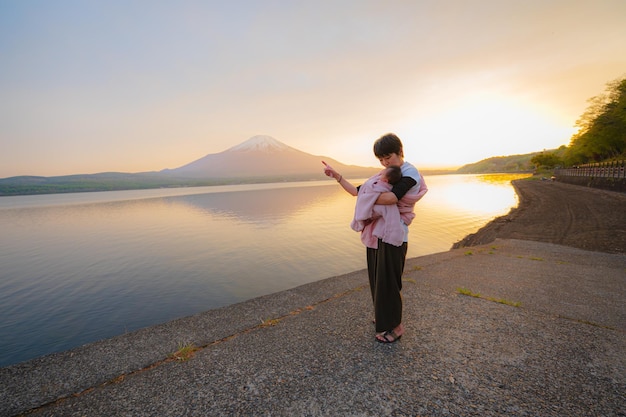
[322,161,358,196]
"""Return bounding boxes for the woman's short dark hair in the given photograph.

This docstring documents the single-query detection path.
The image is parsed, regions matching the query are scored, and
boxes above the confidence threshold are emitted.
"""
[373,133,404,158]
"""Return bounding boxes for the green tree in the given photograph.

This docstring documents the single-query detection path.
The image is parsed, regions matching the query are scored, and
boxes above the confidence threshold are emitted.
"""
[565,77,626,165]
[531,152,562,168]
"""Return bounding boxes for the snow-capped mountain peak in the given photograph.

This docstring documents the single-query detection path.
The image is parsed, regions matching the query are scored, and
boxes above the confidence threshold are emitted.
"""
[226,135,292,152]
[165,134,379,179]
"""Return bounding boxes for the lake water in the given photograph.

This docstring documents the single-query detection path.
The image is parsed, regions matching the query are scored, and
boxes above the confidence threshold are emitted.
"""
[0,173,528,367]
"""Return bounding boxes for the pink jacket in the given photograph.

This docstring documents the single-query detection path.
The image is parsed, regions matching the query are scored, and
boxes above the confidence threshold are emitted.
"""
[351,174,404,247]
[358,173,429,249]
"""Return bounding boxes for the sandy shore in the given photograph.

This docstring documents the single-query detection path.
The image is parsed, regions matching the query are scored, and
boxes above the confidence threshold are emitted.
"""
[454,178,626,254]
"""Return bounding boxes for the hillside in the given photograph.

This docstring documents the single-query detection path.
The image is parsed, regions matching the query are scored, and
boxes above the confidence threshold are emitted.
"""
[455,151,545,174]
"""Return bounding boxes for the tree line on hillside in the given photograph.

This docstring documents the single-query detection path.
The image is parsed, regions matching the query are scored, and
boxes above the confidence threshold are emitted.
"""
[455,153,538,174]
[532,76,626,169]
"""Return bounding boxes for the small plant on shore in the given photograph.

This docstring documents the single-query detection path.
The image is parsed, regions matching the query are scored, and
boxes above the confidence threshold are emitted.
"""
[171,342,197,361]
[491,297,521,307]
[260,317,280,327]
[464,251,473,256]
[517,255,544,261]
[457,287,521,307]
[403,277,417,284]
[458,287,479,297]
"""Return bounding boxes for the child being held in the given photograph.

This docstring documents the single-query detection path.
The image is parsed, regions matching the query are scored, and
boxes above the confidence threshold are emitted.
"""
[351,165,405,247]
[380,165,402,185]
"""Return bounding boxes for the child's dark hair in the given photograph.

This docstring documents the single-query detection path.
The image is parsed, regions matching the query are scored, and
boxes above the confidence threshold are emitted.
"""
[385,165,402,184]
[373,133,404,158]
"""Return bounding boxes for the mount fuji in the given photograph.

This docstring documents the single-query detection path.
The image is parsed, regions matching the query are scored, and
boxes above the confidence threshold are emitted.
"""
[0,135,380,195]
[163,135,379,179]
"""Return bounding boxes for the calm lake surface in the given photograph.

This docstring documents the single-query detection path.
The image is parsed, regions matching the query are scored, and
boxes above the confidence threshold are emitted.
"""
[0,173,528,367]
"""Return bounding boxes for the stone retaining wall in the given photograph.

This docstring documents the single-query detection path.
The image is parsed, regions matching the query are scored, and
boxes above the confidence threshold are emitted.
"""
[555,175,626,193]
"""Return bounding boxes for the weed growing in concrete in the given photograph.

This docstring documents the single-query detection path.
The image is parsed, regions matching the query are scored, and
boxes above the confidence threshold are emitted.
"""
[260,318,280,327]
[457,287,521,307]
[171,342,197,361]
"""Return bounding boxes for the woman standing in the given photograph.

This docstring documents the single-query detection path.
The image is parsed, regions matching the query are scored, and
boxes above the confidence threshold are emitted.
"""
[323,133,424,343]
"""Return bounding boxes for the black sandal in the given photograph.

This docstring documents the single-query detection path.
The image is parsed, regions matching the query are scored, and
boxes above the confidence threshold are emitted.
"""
[376,330,402,343]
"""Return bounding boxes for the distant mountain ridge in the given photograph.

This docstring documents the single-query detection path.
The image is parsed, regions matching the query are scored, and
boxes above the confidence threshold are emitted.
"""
[1,135,548,196]
[0,136,379,196]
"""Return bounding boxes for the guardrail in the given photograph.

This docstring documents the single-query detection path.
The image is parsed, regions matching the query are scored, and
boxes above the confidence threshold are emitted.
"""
[554,160,625,192]
[554,160,625,179]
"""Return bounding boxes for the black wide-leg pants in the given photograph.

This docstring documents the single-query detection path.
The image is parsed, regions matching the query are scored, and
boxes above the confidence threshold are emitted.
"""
[367,239,407,333]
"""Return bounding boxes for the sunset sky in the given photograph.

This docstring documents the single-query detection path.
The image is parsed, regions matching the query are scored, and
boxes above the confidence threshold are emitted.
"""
[1,0,625,177]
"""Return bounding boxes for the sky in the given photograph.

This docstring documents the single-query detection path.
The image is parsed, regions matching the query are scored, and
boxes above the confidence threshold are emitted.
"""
[1,1,625,177]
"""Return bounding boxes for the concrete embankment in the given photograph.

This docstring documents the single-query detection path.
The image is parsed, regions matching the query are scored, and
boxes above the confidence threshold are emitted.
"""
[1,238,624,416]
